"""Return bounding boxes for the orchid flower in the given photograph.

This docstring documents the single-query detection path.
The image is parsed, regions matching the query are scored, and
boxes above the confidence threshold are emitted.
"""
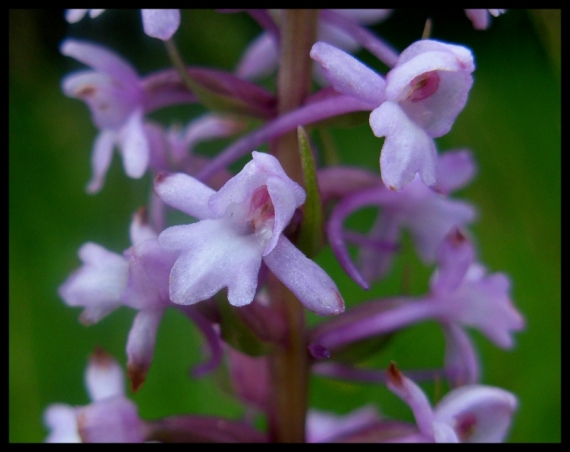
[326,149,477,288]
[155,151,344,315]
[311,39,474,190]
[60,38,202,193]
[58,209,223,391]
[385,363,518,442]
[60,39,151,192]
[44,349,145,443]
[310,228,525,364]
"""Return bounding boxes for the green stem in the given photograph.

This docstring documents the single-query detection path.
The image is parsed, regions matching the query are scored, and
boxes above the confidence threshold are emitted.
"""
[267,10,318,443]
[164,38,196,94]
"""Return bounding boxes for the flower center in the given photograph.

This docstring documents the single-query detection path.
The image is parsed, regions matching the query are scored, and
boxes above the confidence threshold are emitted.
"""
[454,413,477,441]
[248,186,275,237]
[408,71,440,102]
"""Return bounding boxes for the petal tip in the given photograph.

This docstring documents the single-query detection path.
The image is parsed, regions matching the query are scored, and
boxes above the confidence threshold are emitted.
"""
[127,362,147,393]
[387,361,403,387]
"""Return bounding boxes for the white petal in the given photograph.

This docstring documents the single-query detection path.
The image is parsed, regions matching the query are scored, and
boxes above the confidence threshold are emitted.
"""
[87,130,117,194]
[119,110,149,179]
[370,102,437,190]
[154,172,215,220]
[166,219,264,307]
[58,243,128,324]
[141,9,180,41]
[44,404,80,443]
[126,309,164,392]
[85,349,125,402]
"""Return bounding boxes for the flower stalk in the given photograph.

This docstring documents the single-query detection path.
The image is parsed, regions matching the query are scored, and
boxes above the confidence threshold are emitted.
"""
[267,9,318,443]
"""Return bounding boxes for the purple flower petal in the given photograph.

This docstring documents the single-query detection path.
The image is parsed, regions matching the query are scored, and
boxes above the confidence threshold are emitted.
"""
[123,238,175,310]
[396,40,475,72]
[161,220,264,307]
[181,306,224,378]
[313,299,435,353]
[76,396,144,443]
[464,9,491,30]
[62,71,139,130]
[44,404,81,443]
[58,243,128,325]
[317,166,382,204]
[181,114,247,160]
[389,65,473,137]
[310,41,386,107]
[145,122,169,173]
[433,149,477,195]
[263,235,345,315]
[434,385,518,442]
[87,130,116,194]
[154,172,216,220]
[85,348,125,402]
[430,228,475,295]
[327,166,476,287]
[208,151,303,218]
[60,39,139,87]
[235,32,279,80]
[327,186,393,289]
[306,405,381,443]
[395,176,476,263]
[141,9,180,41]
[128,207,158,246]
[370,101,438,190]
[356,209,401,283]
[442,324,480,387]
[464,9,505,30]
[384,40,474,138]
[437,265,525,349]
[386,363,438,440]
[126,309,165,392]
[118,109,149,179]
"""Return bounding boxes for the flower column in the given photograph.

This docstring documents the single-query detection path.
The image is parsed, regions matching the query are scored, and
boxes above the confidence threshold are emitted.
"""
[268,9,318,443]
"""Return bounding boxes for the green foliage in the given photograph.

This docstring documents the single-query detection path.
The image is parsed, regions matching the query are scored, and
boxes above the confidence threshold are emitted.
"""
[296,126,325,258]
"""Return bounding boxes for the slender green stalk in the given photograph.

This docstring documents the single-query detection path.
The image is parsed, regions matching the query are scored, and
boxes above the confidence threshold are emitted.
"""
[267,9,318,443]
[164,38,196,94]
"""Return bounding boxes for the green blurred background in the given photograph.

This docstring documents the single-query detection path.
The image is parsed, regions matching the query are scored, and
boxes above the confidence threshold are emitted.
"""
[9,9,560,442]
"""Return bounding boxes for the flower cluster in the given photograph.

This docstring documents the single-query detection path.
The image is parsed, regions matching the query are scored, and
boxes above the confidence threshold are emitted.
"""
[47,9,523,443]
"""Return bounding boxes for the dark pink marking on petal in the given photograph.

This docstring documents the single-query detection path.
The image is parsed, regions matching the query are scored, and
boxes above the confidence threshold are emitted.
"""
[409,71,440,102]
